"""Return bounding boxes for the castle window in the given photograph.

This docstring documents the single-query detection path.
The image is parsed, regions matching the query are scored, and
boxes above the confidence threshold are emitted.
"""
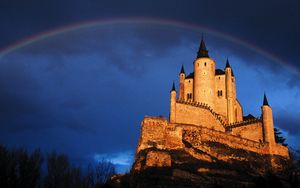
[187,93,193,100]
[217,90,223,97]
[204,62,207,67]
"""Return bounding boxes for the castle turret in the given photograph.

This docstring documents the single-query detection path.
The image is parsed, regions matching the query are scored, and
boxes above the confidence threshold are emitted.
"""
[225,59,235,123]
[261,94,276,145]
[170,82,177,123]
[179,65,185,101]
[193,38,216,109]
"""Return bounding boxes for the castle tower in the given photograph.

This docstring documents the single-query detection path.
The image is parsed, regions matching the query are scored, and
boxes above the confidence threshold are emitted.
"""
[170,82,177,123]
[225,59,236,123]
[261,94,276,145]
[179,65,185,101]
[193,38,216,109]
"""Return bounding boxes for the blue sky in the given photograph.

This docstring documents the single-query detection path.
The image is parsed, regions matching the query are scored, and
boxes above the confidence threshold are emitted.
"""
[0,1,300,172]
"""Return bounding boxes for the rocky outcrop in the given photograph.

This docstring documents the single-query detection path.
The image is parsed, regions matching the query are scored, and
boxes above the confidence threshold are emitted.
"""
[127,116,291,188]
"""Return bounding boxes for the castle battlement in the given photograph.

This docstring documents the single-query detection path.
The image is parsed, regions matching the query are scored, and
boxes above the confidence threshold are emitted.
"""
[226,118,262,130]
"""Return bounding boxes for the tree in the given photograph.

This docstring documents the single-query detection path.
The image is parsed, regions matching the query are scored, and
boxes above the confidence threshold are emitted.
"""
[95,159,116,187]
[44,152,90,188]
[0,145,117,188]
[16,148,43,188]
[274,128,288,146]
[85,163,96,188]
[44,152,72,188]
[0,145,43,188]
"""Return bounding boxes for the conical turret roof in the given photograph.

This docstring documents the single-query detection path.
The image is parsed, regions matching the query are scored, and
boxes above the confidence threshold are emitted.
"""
[225,58,234,76]
[225,58,231,68]
[196,37,209,58]
[171,82,176,92]
[263,93,269,106]
[180,64,185,74]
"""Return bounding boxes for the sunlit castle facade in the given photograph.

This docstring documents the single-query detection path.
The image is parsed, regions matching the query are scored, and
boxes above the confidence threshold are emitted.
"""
[134,38,289,175]
[167,38,289,156]
[175,39,241,124]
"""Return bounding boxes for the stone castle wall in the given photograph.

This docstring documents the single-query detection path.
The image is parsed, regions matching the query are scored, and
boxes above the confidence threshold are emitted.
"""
[134,116,289,172]
[231,122,264,142]
[136,117,182,153]
[137,116,289,158]
[174,101,225,131]
[184,78,193,101]
[235,100,243,122]
[214,74,227,117]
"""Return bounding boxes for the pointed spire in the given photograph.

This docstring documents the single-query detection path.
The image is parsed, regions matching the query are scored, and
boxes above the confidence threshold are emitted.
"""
[180,64,185,74]
[171,81,176,92]
[196,36,209,58]
[225,58,231,68]
[225,58,234,76]
[263,93,269,106]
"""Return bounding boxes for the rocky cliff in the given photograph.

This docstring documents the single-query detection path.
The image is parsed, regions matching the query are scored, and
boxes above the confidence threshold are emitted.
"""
[125,117,293,188]
[106,116,298,188]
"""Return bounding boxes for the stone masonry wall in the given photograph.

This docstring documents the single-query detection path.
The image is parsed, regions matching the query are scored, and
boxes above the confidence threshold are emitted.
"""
[136,117,183,153]
[231,122,263,142]
[214,74,227,117]
[136,116,289,171]
[136,117,167,153]
[175,102,225,132]
[235,100,243,122]
[178,124,289,157]
[184,78,193,101]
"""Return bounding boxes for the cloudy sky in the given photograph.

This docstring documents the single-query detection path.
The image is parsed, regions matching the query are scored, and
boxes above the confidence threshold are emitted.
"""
[0,0,299,172]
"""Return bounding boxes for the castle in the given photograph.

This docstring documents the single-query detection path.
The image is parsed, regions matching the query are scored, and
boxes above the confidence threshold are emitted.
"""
[132,38,289,183]
[169,38,284,149]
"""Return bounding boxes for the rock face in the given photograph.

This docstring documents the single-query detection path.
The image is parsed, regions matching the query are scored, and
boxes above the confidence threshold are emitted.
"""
[128,117,291,188]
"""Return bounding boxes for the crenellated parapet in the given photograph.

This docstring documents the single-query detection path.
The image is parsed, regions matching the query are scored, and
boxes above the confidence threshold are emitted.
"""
[225,117,262,131]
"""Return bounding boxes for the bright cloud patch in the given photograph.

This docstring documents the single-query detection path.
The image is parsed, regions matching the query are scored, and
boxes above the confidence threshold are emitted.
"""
[93,151,134,173]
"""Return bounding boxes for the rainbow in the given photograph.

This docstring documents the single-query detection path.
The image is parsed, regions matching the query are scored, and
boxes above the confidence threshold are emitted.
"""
[0,17,297,74]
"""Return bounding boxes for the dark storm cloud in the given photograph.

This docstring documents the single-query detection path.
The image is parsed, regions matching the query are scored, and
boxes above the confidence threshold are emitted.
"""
[0,57,41,117]
[1,0,299,71]
[12,22,300,90]
[276,114,300,135]
[1,0,300,170]
[16,24,192,77]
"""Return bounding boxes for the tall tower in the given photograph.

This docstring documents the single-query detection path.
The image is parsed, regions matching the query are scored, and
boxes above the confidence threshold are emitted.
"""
[225,59,235,123]
[179,65,185,101]
[170,82,177,123]
[261,94,276,145]
[193,38,216,109]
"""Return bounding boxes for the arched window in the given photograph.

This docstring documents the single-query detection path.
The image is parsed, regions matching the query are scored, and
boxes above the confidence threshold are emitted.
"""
[187,93,193,100]
[217,90,223,97]
[204,62,207,67]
